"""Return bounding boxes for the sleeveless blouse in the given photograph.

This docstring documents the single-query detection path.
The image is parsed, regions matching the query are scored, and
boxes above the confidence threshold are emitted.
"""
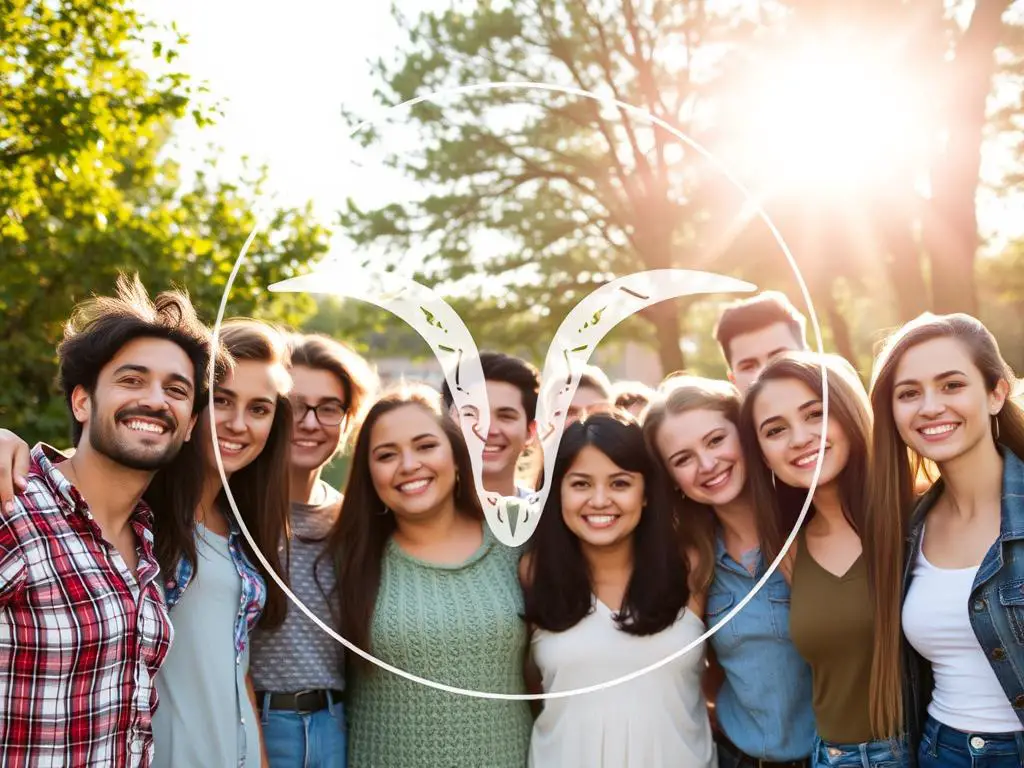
[529,601,715,767]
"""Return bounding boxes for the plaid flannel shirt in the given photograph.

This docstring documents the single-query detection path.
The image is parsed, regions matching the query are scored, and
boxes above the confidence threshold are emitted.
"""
[0,444,174,767]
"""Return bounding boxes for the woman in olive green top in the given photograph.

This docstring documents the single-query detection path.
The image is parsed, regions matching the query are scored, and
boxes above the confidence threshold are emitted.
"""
[739,354,909,768]
[319,383,531,768]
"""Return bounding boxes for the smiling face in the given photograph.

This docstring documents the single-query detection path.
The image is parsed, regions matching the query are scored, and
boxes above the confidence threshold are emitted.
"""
[478,380,532,480]
[369,404,457,519]
[752,377,851,490]
[560,444,645,550]
[891,337,1007,466]
[656,407,746,507]
[200,360,281,477]
[78,336,198,470]
[289,364,349,472]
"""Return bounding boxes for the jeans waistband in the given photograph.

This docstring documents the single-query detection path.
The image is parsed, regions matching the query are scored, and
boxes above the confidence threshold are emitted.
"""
[922,715,1024,758]
[812,735,908,766]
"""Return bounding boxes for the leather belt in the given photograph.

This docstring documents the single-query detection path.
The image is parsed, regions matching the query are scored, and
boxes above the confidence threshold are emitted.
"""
[255,689,343,713]
[714,729,810,768]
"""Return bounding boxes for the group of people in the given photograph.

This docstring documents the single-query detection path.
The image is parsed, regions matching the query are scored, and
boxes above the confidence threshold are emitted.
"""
[0,277,1022,768]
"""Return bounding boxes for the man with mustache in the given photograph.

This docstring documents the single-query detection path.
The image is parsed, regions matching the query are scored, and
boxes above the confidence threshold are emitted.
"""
[0,275,214,767]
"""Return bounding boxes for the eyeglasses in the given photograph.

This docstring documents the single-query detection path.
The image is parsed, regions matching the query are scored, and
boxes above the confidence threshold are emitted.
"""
[290,399,348,427]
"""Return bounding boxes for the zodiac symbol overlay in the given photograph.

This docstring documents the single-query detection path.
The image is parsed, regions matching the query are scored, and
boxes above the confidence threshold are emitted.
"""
[270,266,755,547]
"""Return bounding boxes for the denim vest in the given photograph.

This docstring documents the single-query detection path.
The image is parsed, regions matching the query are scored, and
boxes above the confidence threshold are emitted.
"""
[706,535,815,760]
[902,447,1024,757]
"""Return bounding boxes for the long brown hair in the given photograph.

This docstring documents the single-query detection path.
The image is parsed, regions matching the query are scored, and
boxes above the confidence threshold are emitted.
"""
[739,353,902,739]
[739,353,872,566]
[641,376,739,593]
[215,320,294,629]
[321,382,484,670]
[867,312,1024,740]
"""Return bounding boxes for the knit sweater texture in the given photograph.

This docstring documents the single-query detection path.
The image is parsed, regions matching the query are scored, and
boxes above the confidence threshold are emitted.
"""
[347,525,532,768]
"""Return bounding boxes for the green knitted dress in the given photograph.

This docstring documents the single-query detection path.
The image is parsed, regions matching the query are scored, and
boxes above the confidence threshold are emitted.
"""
[347,525,532,768]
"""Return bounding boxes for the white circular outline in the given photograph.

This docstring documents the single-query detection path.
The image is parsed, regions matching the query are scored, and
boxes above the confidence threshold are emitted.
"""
[208,80,830,701]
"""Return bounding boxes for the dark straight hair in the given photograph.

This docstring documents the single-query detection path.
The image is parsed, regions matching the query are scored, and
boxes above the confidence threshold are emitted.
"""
[320,382,484,669]
[522,409,690,636]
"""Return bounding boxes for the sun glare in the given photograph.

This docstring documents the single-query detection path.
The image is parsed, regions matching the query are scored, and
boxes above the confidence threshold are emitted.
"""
[731,43,929,195]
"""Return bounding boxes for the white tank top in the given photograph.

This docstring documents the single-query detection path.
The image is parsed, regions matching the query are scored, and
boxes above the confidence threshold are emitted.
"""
[902,528,1023,732]
[529,600,715,768]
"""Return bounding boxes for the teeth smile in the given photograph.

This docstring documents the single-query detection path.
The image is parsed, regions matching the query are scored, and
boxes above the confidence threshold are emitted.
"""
[921,424,957,436]
[125,419,166,434]
[793,452,821,467]
[483,446,503,454]
[399,479,431,492]
[294,440,319,447]
[219,440,244,452]
[704,469,730,488]
[584,515,617,525]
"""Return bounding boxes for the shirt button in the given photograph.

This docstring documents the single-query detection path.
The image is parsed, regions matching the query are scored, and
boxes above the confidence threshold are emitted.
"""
[970,736,986,749]
[993,647,1007,661]
[973,599,986,612]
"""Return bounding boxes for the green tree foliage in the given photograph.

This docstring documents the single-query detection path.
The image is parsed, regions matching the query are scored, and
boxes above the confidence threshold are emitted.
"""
[0,1,329,446]
[339,0,767,372]
[339,0,1022,373]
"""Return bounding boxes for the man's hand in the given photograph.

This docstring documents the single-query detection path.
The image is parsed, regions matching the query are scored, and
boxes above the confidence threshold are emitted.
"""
[0,430,30,514]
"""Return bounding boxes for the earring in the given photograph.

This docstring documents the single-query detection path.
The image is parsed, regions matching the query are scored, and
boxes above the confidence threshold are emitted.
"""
[771,472,777,490]
[993,415,1001,441]
[377,505,391,516]
[455,471,461,495]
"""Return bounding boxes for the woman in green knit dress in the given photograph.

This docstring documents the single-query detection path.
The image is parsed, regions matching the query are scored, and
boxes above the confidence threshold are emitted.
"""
[320,383,532,768]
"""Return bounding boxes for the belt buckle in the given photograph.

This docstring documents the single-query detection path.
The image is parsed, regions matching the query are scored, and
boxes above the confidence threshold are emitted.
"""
[293,688,317,714]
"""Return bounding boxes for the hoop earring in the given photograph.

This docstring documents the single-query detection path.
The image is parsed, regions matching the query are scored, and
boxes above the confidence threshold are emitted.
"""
[993,415,1001,441]
[377,505,391,516]
[771,472,777,490]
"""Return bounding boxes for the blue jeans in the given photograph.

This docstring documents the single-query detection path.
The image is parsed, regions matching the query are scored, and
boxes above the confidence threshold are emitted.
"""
[811,735,908,768]
[918,715,1024,767]
[260,693,347,768]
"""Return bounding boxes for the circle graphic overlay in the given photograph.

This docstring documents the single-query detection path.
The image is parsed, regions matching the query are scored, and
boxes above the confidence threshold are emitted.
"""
[209,80,829,701]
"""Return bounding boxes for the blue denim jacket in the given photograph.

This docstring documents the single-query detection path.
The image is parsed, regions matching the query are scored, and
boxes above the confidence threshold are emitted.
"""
[706,534,816,760]
[903,447,1024,754]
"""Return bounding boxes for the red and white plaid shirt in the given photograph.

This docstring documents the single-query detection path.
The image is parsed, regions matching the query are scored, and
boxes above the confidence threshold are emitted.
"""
[0,444,174,767]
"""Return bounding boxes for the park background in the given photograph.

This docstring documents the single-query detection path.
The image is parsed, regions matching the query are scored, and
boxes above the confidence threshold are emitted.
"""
[3,0,1024,487]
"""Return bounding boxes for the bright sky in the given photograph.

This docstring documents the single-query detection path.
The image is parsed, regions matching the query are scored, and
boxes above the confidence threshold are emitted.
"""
[136,0,1022,262]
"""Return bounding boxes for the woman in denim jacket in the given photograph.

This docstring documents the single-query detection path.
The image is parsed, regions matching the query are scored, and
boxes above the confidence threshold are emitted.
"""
[868,313,1024,767]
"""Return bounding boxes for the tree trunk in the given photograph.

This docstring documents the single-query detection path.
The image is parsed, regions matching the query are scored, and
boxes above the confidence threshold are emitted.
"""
[820,285,857,367]
[925,0,1008,315]
[878,205,930,321]
[646,299,686,373]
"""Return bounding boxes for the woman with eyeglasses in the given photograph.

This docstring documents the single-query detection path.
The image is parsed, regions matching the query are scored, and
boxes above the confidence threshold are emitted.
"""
[250,334,377,768]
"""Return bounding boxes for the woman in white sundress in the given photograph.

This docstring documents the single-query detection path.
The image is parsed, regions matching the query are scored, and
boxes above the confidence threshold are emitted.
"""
[520,408,715,768]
